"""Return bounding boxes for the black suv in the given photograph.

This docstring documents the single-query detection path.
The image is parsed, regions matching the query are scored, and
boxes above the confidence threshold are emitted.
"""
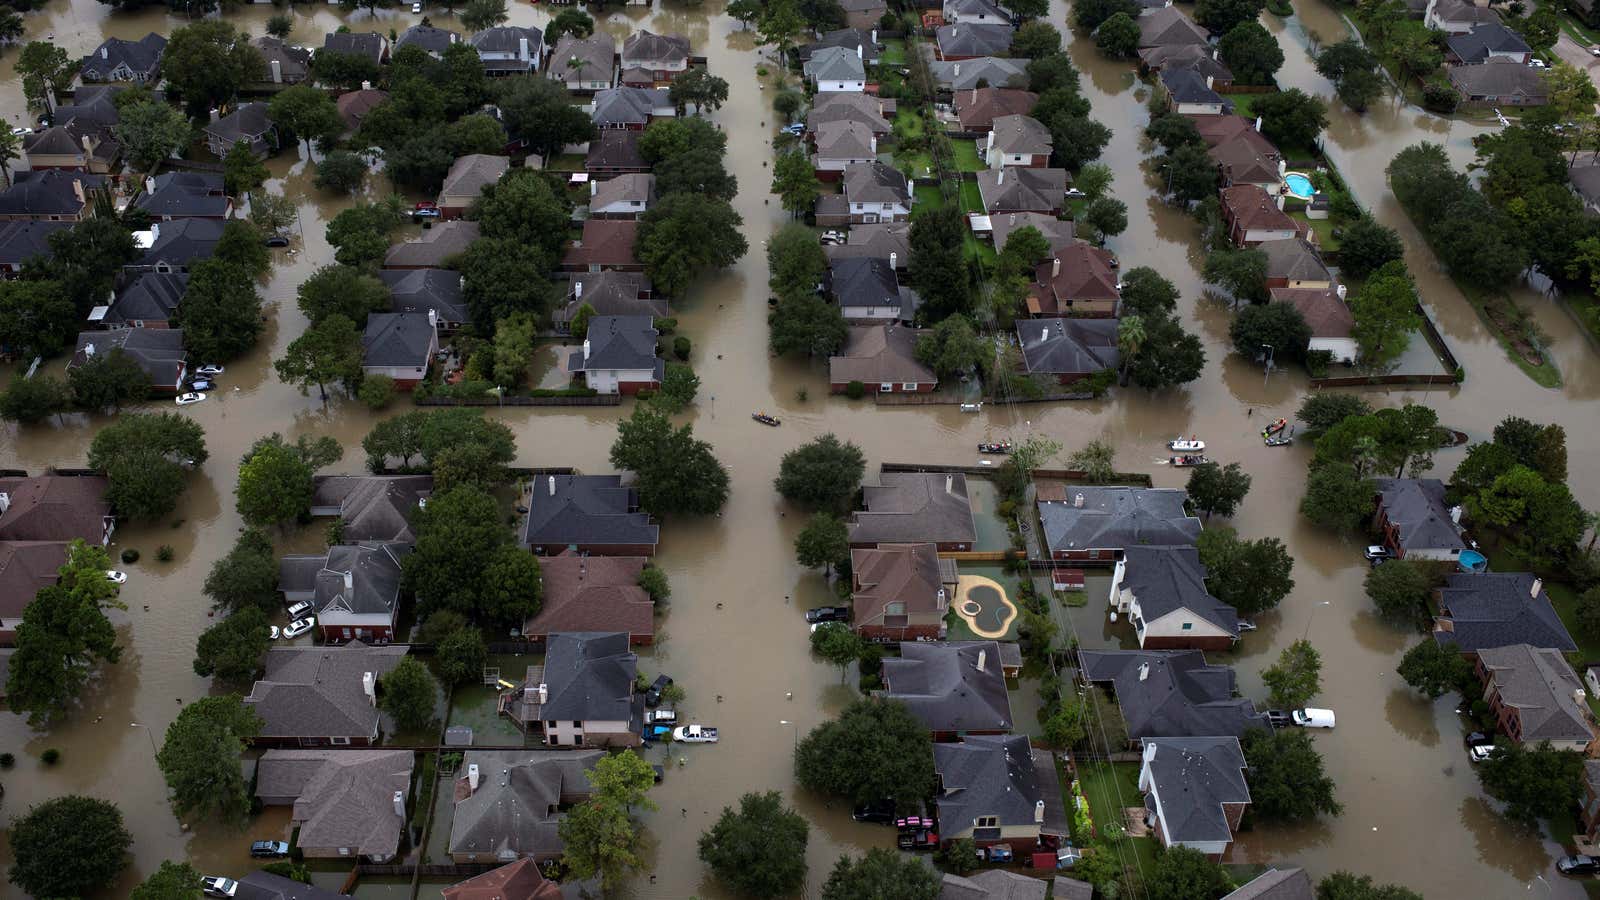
[645,674,673,707]
[805,606,850,624]
[852,800,896,825]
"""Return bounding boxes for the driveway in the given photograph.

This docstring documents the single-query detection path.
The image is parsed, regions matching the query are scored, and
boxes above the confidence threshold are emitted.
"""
[1553,32,1600,98]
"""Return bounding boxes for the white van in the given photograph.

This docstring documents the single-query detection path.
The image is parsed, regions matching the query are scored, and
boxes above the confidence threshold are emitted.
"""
[1292,708,1336,728]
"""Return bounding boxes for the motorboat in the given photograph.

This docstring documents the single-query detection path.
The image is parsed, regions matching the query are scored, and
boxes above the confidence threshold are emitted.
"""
[1168,454,1209,467]
[752,412,781,426]
[1263,434,1292,447]
[977,442,1012,454]
[1261,418,1288,437]
[959,402,983,412]
[1167,436,1205,452]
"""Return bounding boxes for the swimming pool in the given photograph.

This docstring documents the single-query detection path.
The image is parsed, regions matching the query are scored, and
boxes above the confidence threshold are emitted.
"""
[1284,172,1315,200]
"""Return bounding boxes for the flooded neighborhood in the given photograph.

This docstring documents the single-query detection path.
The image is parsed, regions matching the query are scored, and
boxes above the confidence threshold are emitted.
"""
[0,0,1599,895]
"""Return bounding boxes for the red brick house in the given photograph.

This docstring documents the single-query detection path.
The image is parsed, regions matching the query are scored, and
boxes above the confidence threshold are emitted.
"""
[828,324,936,394]
[525,553,656,645]
[850,543,956,642]
[1027,244,1120,318]
[1219,184,1302,247]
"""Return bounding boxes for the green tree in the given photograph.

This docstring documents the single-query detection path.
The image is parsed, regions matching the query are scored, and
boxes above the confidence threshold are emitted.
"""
[236,437,315,527]
[1194,0,1266,35]
[771,149,821,218]
[0,278,78,359]
[590,751,658,812]
[474,168,571,252]
[1316,872,1424,900]
[770,293,848,357]
[15,41,76,109]
[558,796,646,891]
[796,698,935,804]
[1365,558,1433,628]
[1072,0,1139,30]
[379,656,438,732]
[1204,248,1269,304]
[1397,638,1474,698]
[810,622,864,681]
[1068,439,1116,483]
[820,848,941,900]
[460,0,508,30]
[909,206,973,321]
[1186,461,1252,518]
[1218,21,1284,85]
[1477,741,1587,828]
[638,194,748,297]
[1241,727,1343,822]
[163,22,262,117]
[1002,0,1048,18]
[1096,12,1142,57]
[312,47,382,91]
[1011,20,1062,58]
[458,238,556,329]
[699,791,810,898]
[767,222,828,300]
[326,197,407,268]
[204,528,278,613]
[315,149,369,193]
[638,567,671,601]
[1197,527,1295,616]
[68,348,151,412]
[274,313,363,403]
[915,315,986,380]
[1231,301,1311,363]
[86,412,207,520]
[434,625,488,686]
[496,75,596,159]
[492,313,539,390]
[250,192,299,236]
[404,486,542,626]
[611,406,730,516]
[1160,140,1222,204]
[1297,392,1371,432]
[179,259,264,361]
[1252,88,1328,150]
[157,695,262,823]
[0,374,71,425]
[132,860,205,900]
[297,264,391,325]
[7,796,131,897]
[1262,638,1322,708]
[669,67,730,113]
[547,7,595,40]
[793,516,849,578]
[1349,261,1422,370]
[114,100,193,170]
[1084,195,1128,242]
[193,606,270,684]
[1338,216,1404,280]
[1146,846,1236,900]
[269,84,344,152]
[775,435,866,512]
[214,219,271,277]
[1042,696,1087,749]
[266,13,294,38]
[5,541,126,725]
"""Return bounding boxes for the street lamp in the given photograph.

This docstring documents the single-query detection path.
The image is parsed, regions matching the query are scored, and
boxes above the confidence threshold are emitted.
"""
[779,720,798,753]
[1303,600,1332,641]
[130,722,158,760]
[1261,344,1276,387]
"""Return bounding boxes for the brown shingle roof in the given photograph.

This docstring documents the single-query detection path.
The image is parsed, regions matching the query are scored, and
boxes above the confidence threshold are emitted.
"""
[1030,243,1119,312]
[850,472,978,546]
[1270,286,1353,338]
[1221,184,1297,235]
[524,552,654,641]
[0,475,111,543]
[0,541,70,621]
[953,87,1038,130]
[562,219,639,269]
[384,220,480,268]
[851,543,951,627]
[443,859,562,900]
[829,324,936,386]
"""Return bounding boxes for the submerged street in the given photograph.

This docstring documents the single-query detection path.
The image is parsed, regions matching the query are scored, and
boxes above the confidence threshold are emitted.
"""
[1,0,1598,896]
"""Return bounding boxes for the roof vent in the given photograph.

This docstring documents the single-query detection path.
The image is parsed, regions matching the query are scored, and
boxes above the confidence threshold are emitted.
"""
[1138,662,1149,681]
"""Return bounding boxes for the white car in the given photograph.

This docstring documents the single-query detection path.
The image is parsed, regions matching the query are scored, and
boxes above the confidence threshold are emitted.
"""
[673,724,718,743]
[10,126,31,137]
[1529,58,1548,68]
[196,364,224,376]
[1292,708,1336,728]
[1064,187,1087,199]
[283,617,316,639]
[285,600,314,620]
[268,625,281,640]
[202,877,239,898]
[1469,744,1496,763]
[175,392,206,405]
[104,570,127,585]
[412,0,422,9]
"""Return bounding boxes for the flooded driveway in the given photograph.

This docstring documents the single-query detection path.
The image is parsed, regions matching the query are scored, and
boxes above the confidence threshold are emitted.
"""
[0,0,1597,896]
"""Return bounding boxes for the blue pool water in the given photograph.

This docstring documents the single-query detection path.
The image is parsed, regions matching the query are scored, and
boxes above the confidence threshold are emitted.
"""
[1284,173,1314,199]
[1458,549,1488,573]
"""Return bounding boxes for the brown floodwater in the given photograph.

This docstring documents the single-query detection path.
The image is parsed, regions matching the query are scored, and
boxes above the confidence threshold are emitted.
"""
[0,0,1598,895]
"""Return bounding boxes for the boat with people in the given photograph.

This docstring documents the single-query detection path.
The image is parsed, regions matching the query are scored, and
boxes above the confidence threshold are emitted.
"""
[1167,436,1205,452]
[1169,454,1209,467]
[1264,434,1293,447]
[1261,418,1288,437]
[752,412,781,426]
[978,442,1013,454]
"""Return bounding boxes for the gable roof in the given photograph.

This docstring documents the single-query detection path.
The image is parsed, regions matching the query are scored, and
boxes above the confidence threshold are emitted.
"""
[827,221,912,265]
[851,472,978,546]
[1079,649,1268,739]
[831,256,901,306]
[814,119,878,160]
[1141,736,1250,843]
[1571,162,1600,206]
[928,56,1027,91]
[989,114,1052,156]
[991,212,1076,256]
[205,102,275,144]
[540,631,638,722]
[526,553,653,640]
[1222,868,1314,900]
[937,23,1015,57]
[843,160,911,205]
[1222,184,1297,234]
[591,173,656,208]
[851,543,953,627]
[947,0,1011,18]
[81,33,166,78]
[1449,58,1548,102]
[0,220,71,270]
[101,272,187,326]
[563,218,639,269]
[885,641,1013,732]
[384,220,480,268]
[1375,478,1466,554]
[443,859,563,900]
[1446,22,1530,62]
[311,475,433,543]
[802,28,881,64]
[522,474,659,550]
[238,871,349,900]
[555,271,663,324]
[49,85,126,132]
[977,166,1066,213]
[323,31,387,64]
[449,749,600,859]
[245,642,408,739]
[1033,242,1117,307]
[440,154,510,202]
[830,324,936,386]
[256,749,414,857]
[471,24,543,56]
[1038,486,1200,551]
[0,171,100,217]
[1433,0,1502,25]
[932,734,1067,835]
[69,328,186,386]
[1270,286,1353,338]
[0,475,111,543]
[954,87,1039,130]
[363,313,436,367]
[1160,67,1223,105]
[1478,643,1594,743]
[1139,43,1233,82]
[941,870,1051,900]
[1259,237,1330,283]
[137,217,223,270]
[808,91,894,133]
[1139,7,1209,47]
[1210,131,1282,186]
[337,89,389,131]
[805,45,867,83]
[280,541,410,620]
[134,172,227,219]
[397,24,459,54]
[254,36,313,82]
[621,30,690,67]
[380,268,470,324]
[1017,317,1119,377]
[570,315,661,379]
[549,33,616,82]
[0,541,71,622]
[1121,545,1237,635]
[586,129,647,171]
[1435,572,1578,653]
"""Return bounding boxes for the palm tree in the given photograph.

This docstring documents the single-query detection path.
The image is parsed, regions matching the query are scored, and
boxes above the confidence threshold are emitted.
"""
[1116,315,1145,386]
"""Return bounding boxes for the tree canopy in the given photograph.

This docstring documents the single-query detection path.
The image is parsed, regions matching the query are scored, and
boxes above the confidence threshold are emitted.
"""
[819,848,941,900]
[8,795,131,897]
[88,412,207,521]
[157,695,262,824]
[775,434,866,512]
[1197,527,1294,616]
[796,698,935,805]
[1477,741,1587,828]
[1241,727,1343,822]
[698,791,810,898]
[610,406,730,516]
[5,540,125,725]
[404,485,543,626]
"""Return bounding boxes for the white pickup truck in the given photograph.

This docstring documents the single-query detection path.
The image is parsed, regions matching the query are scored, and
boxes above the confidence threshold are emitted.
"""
[673,724,718,743]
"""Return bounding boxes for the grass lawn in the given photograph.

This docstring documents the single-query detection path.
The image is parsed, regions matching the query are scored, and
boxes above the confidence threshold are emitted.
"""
[546,153,586,172]
[959,180,984,214]
[950,139,985,172]
[896,150,935,178]
[894,108,925,141]
[1290,211,1341,251]
[914,182,946,211]
[1076,761,1160,881]
[881,38,907,66]
[1568,291,1600,346]
[1561,12,1600,47]
[1485,547,1599,661]
[964,232,996,268]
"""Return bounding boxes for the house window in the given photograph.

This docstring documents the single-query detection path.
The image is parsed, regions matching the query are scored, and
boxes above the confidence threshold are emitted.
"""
[902,382,918,390]
[339,847,351,856]
[331,736,350,745]
[885,602,906,616]
[880,382,894,392]
[1181,622,1193,630]
[974,815,998,828]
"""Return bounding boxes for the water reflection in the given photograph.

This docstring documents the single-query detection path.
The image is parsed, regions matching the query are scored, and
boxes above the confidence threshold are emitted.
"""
[1382,687,1441,747]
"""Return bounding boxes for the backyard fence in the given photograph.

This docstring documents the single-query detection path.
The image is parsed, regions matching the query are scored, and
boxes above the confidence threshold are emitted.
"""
[415,394,620,407]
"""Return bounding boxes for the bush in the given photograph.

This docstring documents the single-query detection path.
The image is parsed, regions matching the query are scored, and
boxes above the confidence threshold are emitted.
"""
[654,316,678,334]
[936,837,979,875]
[1422,81,1459,113]
[40,748,60,765]
[1305,349,1333,378]
[359,374,396,410]
[157,544,175,562]
[845,380,865,399]
[120,548,139,564]
[673,335,691,360]
[0,752,14,768]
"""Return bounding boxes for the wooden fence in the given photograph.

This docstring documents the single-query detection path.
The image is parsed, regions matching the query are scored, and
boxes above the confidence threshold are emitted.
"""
[880,462,1155,487]
[415,394,621,407]
[1309,301,1463,388]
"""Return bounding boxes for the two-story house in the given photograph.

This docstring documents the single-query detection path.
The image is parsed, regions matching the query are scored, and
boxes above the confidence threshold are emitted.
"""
[1037,486,1201,561]
[499,632,642,747]
[471,25,543,75]
[1139,737,1251,859]
[568,314,662,395]
[1110,545,1239,650]
[79,33,166,83]
[816,160,911,226]
[620,30,691,87]
[1476,643,1598,753]
[278,541,411,644]
[547,33,617,91]
[932,734,1069,854]
[982,114,1052,168]
[850,542,956,641]
[588,173,656,219]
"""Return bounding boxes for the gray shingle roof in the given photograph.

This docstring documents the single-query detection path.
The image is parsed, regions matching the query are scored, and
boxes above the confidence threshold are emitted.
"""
[827,222,911,265]
[448,750,600,859]
[540,631,638,722]
[1017,318,1120,378]
[804,45,867,83]
[947,0,1010,19]
[1222,868,1314,900]
[397,24,459,54]
[587,129,648,172]
[363,312,436,367]
[591,87,669,127]
[205,102,275,145]
[1038,486,1199,552]
[830,324,936,386]
[591,173,656,208]
[238,871,349,900]
[440,154,510,201]
[1258,237,1331,283]
[279,541,410,619]
[133,172,228,218]
[1478,643,1593,743]
[883,641,1013,733]
[50,85,126,132]
[977,166,1066,214]
[548,33,615,82]
[254,36,313,82]
[1435,572,1578,653]
[1375,478,1467,555]
[931,734,1068,838]
[1139,7,1209,48]
[851,472,978,546]
[1122,545,1237,636]
[621,30,690,68]
[1446,23,1530,63]
[989,114,1052,156]
[80,33,166,80]
[991,212,1076,256]
[70,328,186,386]
[941,869,1049,900]
[522,474,659,550]
[102,272,187,326]
[384,220,480,269]
[569,314,659,372]
[138,217,223,270]
[0,221,69,271]
[555,271,663,323]
[256,749,414,858]
[830,256,900,308]
[380,268,469,324]
[936,23,1015,58]
[312,475,433,544]
[808,92,893,133]
[1571,162,1600,205]
[928,57,1027,91]
[843,160,910,206]
[0,171,102,218]
[1160,67,1223,104]
[1141,736,1249,844]
[1448,58,1548,102]
[1078,649,1269,739]
[245,642,407,740]
[802,28,880,65]
[323,31,387,65]
[815,119,877,163]
[1053,878,1094,900]
[471,24,543,55]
